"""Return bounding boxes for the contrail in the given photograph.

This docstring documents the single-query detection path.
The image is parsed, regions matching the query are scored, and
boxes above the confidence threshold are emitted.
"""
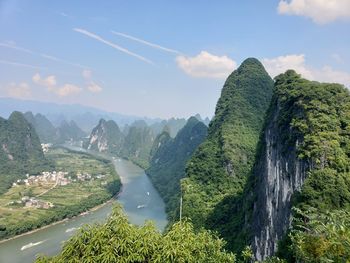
[40,54,86,69]
[0,59,46,70]
[74,28,153,64]
[111,31,181,55]
[0,42,90,69]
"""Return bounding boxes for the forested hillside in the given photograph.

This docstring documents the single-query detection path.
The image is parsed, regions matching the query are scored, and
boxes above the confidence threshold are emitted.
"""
[181,58,274,240]
[147,117,208,222]
[0,112,53,194]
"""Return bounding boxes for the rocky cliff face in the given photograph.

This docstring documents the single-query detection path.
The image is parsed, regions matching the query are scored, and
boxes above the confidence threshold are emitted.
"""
[85,119,124,154]
[251,102,309,260]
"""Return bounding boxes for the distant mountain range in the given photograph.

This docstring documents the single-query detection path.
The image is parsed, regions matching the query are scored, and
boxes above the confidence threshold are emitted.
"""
[24,112,87,144]
[0,97,161,132]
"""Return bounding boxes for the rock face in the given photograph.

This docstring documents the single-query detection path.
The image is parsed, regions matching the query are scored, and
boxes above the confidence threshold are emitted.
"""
[85,119,124,154]
[251,103,309,260]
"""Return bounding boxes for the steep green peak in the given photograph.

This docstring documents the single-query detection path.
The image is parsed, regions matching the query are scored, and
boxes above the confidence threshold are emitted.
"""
[235,57,267,75]
[98,118,107,125]
[187,116,201,125]
[106,119,121,131]
[8,111,29,126]
[209,57,274,134]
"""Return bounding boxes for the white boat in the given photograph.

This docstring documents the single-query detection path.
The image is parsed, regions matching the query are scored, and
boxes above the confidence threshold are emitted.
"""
[137,204,146,209]
[21,240,46,251]
[65,227,78,233]
[146,192,150,196]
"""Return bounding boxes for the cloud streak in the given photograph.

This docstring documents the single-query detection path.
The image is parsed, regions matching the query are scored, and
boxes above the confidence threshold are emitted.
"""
[0,59,45,70]
[111,31,181,54]
[0,42,89,69]
[40,53,86,69]
[73,28,153,64]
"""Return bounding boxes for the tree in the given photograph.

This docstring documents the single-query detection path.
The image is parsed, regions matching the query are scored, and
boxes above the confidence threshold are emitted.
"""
[36,205,235,263]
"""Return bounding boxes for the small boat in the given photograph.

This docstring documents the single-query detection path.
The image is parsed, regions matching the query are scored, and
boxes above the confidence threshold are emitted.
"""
[146,192,150,196]
[137,204,146,209]
[65,227,78,233]
[21,240,46,251]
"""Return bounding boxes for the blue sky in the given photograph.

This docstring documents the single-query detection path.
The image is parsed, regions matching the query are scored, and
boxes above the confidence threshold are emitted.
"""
[0,0,349,118]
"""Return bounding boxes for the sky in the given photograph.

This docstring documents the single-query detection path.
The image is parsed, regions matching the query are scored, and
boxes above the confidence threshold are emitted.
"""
[0,0,349,119]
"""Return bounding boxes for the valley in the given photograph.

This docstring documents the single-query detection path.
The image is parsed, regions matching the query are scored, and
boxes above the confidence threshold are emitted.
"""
[0,147,121,241]
[0,147,167,263]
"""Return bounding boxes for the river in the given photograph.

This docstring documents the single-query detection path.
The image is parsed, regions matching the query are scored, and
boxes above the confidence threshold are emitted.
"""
[0,148,168,263]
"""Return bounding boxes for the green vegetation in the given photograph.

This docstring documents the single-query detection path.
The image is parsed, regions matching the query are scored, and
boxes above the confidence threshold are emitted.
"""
[268,70,350,259]
[147,117,208,223]
[0,111,53,195]
[0,147,120,240]
[181,58,274,249]
[36,204,235,263]
[289,208,350,262]
[85,118,155,169]
[24,112,57,143]
[121,124,155,169]
[56,120,86,143]
[84,118,124,154]
[24,112,86,144]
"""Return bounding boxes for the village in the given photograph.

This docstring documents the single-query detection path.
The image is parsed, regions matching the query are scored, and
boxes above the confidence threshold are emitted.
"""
[10,171,107,209]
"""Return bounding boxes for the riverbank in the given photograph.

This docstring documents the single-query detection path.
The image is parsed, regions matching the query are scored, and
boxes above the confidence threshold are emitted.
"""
[0,192,121,244]
[0,147,121,242]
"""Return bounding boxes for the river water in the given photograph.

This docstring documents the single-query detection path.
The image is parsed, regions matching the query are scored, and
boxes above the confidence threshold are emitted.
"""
[0,149,168,263]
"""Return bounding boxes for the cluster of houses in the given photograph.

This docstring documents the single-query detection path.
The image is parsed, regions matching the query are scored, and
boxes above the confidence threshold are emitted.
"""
[41,143,52,153]
[9,171,108,209]
[12,171,70,187]
[21,196,54,209]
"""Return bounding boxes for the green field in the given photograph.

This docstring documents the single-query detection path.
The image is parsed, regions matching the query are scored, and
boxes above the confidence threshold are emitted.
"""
[0,147,121,240]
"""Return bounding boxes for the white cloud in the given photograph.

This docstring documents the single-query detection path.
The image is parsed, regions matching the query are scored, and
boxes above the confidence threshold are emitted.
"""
[32,73,82,96]
[74,28,153,64]
[32,73,57,90]
[111,31,181,54]
[176,51,236,79]
[262,54,312,78]
[82,69,103,93]
[278,0,350,24]
[262,54,350,87]
[56,84,82,97]
[6,82,31,98]
[87,82,102,93]
[82,69,92,79]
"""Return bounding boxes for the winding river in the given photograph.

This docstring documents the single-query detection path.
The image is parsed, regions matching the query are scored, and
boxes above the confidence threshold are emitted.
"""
[0,148,168,263]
